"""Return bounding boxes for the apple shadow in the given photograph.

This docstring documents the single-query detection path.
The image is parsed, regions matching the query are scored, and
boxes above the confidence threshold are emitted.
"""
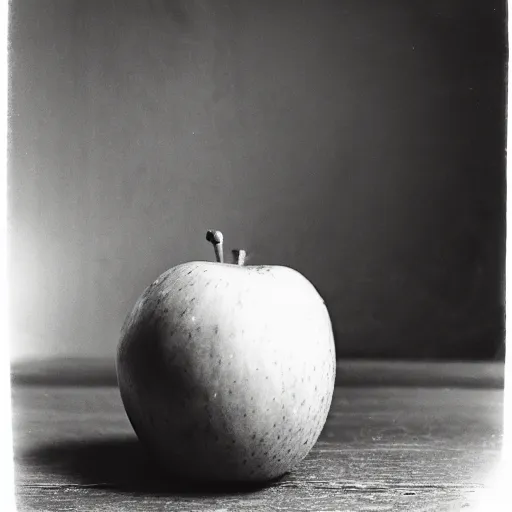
[21,436,285,496]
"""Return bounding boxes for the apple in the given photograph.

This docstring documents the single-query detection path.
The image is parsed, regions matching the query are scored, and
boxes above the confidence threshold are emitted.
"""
[116,230,336,483]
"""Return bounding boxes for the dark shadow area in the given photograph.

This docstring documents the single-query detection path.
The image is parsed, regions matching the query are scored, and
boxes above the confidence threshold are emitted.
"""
[20,436,285,496]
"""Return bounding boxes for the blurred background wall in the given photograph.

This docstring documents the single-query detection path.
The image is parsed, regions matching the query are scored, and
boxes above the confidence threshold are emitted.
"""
[9,0,506,362]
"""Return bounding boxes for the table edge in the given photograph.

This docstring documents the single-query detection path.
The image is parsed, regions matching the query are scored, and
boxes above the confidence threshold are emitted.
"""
[10,358,505,388]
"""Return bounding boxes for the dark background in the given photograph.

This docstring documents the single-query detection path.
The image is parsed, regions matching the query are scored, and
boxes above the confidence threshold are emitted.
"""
[9,0,507,363]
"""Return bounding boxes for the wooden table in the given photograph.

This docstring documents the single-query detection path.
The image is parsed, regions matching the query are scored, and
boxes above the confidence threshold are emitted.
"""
[12,360,505,511]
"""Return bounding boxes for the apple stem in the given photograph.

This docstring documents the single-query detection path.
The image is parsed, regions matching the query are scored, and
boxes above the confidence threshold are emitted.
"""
[232,249,246,266]
[206,230,224,263]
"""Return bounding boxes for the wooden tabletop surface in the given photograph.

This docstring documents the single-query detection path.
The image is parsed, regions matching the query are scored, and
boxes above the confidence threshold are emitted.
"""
[12,361,505,511]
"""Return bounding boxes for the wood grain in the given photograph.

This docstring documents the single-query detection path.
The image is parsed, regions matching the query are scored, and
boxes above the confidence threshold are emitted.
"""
[12,380,503,511]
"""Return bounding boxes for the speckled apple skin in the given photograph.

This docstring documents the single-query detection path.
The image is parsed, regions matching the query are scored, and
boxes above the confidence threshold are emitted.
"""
[117,262,336,483]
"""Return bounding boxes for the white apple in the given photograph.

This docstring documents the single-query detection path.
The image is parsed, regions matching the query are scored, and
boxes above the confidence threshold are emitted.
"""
[116,230,336,483]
